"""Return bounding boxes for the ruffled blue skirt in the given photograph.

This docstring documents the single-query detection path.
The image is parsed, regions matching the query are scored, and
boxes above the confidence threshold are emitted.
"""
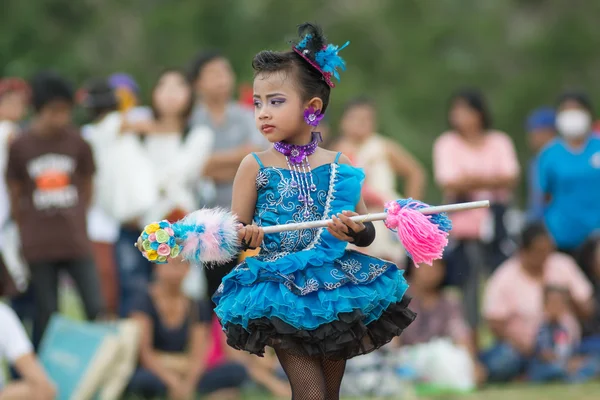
[213,249,416,360]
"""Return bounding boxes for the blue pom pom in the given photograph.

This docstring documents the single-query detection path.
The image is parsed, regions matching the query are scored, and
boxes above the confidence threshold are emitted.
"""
[168,237,176,247]
[430,213,453,233]
[142,231,149,240]
[150,241,159,250]
[159,221,169,228]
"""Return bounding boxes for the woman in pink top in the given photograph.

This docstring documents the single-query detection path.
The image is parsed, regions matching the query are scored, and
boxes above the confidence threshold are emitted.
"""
[433,89,520,335]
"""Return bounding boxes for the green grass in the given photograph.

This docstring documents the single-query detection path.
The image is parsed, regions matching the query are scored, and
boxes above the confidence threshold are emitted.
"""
[237,383,600,399]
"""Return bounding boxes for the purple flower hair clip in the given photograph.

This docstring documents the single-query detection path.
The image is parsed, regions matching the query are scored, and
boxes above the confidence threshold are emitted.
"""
[304,107,324,127]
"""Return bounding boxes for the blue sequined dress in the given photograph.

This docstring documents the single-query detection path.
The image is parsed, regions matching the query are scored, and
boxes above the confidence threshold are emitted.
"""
[213,153,415,360]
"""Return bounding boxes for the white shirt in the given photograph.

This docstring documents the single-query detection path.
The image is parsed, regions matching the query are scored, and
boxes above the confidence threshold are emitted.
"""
[82,113,123,243]
[0,121,18,247]
[141,126,214,224]
[0,303,33,388]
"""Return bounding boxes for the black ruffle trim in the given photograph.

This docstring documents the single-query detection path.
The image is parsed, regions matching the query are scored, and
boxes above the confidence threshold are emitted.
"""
[221,296,416,360]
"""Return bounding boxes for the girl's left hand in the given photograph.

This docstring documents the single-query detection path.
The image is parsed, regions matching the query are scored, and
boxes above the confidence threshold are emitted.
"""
[327,211,365,243]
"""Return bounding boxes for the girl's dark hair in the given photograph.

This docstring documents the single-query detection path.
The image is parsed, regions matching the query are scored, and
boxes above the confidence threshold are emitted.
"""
[30,71,74,112]
[251,23,331,113]
[342,96,375,115]
[520,222,549,250]
[188,50,225,83]
[448,88,492,131]
[556,90,594,115]
[577,234,600,282]
[151,68,195,122]
[82,78,118,120]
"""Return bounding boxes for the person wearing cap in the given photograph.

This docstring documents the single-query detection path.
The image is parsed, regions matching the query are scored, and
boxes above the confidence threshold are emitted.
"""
[108,73,153,124]
[538,91,600,256]
[525,107,556,223]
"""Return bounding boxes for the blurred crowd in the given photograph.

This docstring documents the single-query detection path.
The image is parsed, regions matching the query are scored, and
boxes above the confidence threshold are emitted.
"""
[0,49,600,399]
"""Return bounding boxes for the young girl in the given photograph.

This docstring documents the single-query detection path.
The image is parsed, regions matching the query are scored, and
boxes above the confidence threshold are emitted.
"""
[212,23,416,400]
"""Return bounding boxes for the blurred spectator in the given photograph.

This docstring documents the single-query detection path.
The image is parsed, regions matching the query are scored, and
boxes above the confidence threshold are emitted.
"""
[525,107,556,223]
[0,77,30,298]
[126,257,247,400]
[80,78,122,316]
[537,91,600,257]
[334,97,426,264]
[6,71,105,347]
[0,303,56,400]
[433,88,520,334]
[108,73,153,123]
[481,223,595,382]
[188,50,266,300]
[527,285,599,383]
[115,68,214,317]
[578,234,600,351]
[399,258,486,385]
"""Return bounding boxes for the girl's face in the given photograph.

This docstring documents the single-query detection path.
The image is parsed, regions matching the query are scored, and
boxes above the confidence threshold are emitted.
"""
[155,257,190,288]
[450,99,482,134]
[340,105,376,141]
[152,72,192,119]
[196,58,235,102]
[253,70,309,143]
[0,91,28,122]
[411,259,445,291]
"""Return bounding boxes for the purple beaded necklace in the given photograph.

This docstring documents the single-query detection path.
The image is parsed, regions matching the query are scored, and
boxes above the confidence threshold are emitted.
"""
[273,132,322,218]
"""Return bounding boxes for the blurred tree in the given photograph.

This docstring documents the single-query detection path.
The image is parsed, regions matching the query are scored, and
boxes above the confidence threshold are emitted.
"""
[2,0,600,202]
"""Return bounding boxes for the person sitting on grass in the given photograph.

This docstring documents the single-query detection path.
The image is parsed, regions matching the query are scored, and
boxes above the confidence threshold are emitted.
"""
[527,285,600,383]
[126,256,247,400]
[0,303,56,400]
[481,222,595,383]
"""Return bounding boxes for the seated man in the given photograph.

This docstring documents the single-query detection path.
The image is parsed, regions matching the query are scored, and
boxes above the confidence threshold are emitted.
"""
[0,303,55,400]
[481,222,595,382]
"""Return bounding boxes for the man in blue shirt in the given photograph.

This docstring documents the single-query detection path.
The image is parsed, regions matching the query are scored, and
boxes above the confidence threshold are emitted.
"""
[526,107,556,223]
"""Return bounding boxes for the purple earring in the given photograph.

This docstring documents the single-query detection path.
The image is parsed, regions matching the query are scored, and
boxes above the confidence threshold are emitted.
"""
[304,107,324,127]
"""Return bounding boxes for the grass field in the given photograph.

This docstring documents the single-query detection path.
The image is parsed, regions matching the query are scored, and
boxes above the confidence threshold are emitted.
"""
[56,282,600,399]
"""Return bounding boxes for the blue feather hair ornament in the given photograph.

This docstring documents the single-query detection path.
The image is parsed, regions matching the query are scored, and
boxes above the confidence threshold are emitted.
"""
[292,23,349,88]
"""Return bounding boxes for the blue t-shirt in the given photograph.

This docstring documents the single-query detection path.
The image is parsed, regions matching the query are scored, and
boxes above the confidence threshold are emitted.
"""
[527,156,545,223]
[538,137,600,250]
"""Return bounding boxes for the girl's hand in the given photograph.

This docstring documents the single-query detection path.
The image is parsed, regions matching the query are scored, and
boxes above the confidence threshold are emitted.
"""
[327,211,365,243]
[238,224,264,249]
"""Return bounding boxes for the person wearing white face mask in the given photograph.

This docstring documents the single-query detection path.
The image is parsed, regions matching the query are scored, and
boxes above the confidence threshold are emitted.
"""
[538,91,600,257]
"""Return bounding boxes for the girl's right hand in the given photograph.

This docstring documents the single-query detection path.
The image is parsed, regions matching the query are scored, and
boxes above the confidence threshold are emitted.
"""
[238,224,264,249]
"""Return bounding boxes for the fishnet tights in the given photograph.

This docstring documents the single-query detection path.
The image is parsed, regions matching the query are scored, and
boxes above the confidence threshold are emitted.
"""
[276,349,347,400]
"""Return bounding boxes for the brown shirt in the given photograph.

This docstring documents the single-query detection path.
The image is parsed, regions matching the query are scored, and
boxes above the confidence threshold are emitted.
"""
[6,128,95,262]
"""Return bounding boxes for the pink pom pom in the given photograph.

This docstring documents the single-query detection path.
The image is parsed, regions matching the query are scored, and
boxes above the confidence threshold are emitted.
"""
[385,201,448,266]
[164,227,174,236]
[148,233,156,242]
